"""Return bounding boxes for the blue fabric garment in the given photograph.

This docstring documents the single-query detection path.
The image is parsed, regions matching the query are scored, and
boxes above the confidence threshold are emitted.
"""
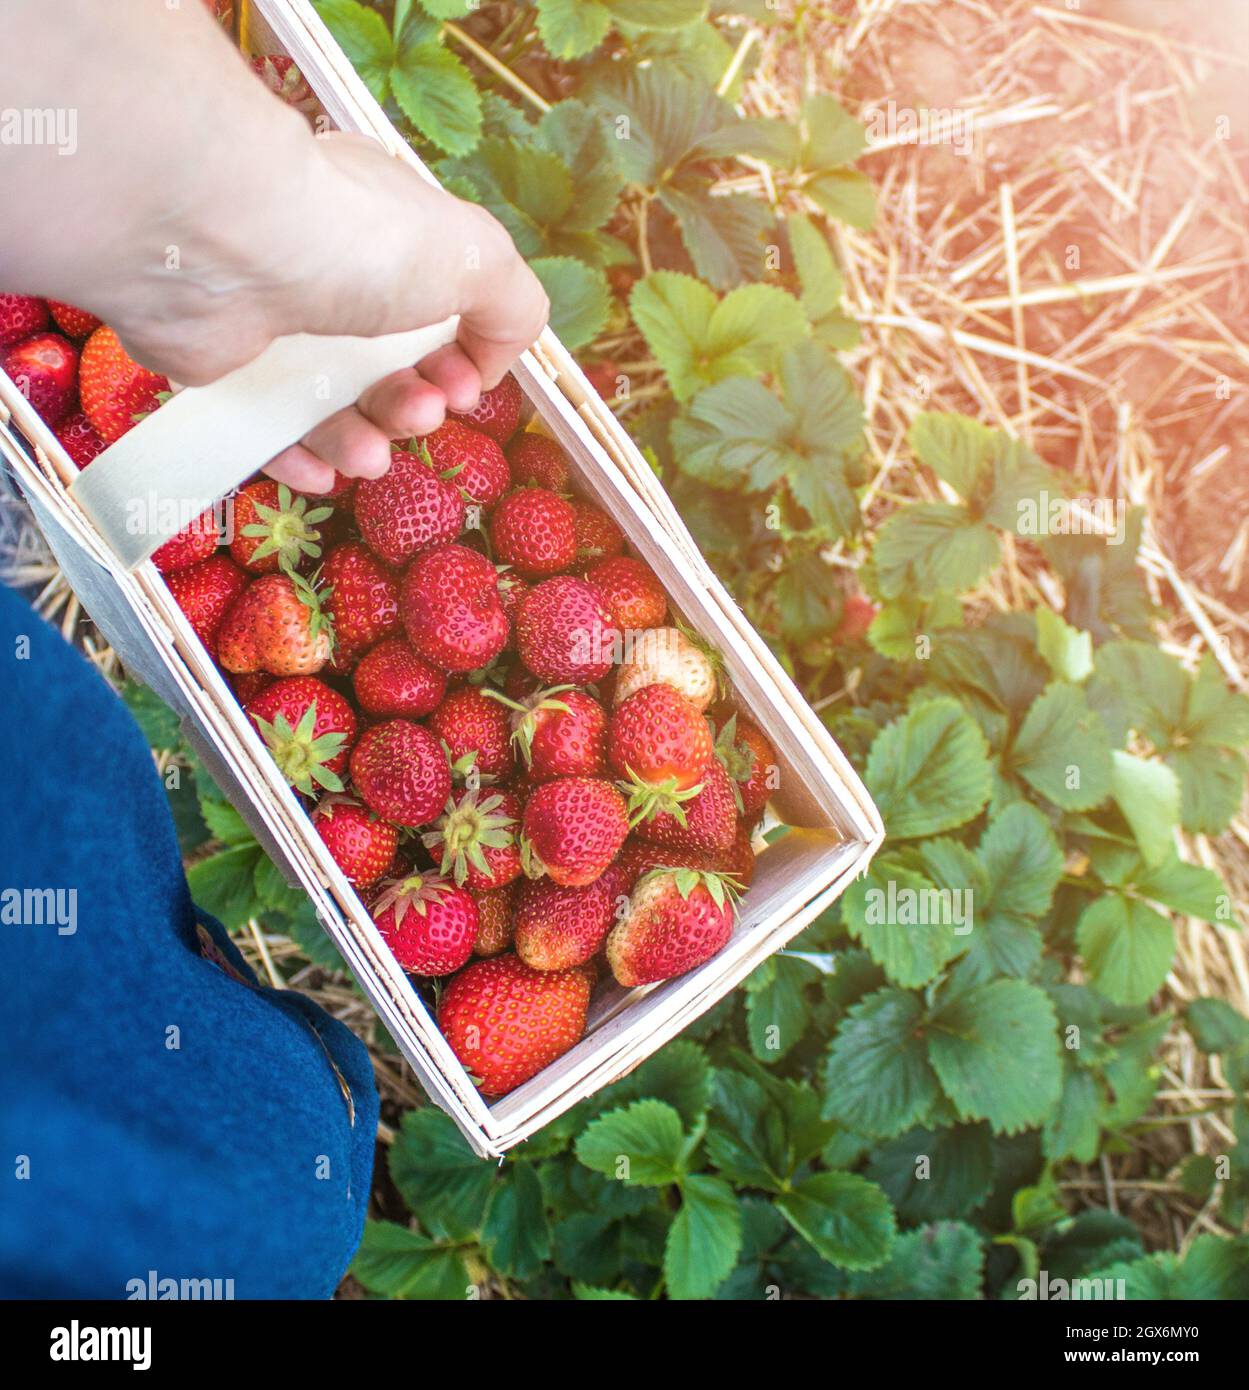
[0,579,379,1299]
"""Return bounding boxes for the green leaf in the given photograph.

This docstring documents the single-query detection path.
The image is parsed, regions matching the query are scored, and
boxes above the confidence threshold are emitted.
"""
[530,256,611,349]
[775,1172,896,1271]
[1076,893,1173,1007]
[908,412,995,500]
[536,0,612,58]
[805,168,876,228]
[186,844,264,930]
[1169,743,1245,835]
[1131,854,1233,925]
[1036,607,1094,684]
[199,796,255,848]
[745,955,811,1061]
[874,504,1000,599]
[1043,1066,1103,1163]
[664,1174,741,1299]
[866,1124,995,1222]
[571,1282,638,1300]
[823,987,941,1138]
[388,1109,494,1241]
[660,184,773,287]
[1186,998,1249,1056]
[977,801,1063,920]
[632,272,806,402]
[351,1221,468,1300]
[803,94,867,170]
[121,679,182,750]
[391,40,482,155]
[610,0,708,27]
[1008,683,1113,811]
[842,856,963,988]
[1111,750,1180,867]
[1096,1234,1249,1300]
[865,698,993,840]
[532,100,624,234]
[844,1221,984,1299]
[574,1099,687,1185]
[927,980,1063,1134]
[313,0,395,101]
[481,1163,551,1280]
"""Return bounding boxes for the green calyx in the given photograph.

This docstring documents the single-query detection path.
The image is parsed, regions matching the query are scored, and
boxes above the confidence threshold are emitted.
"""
[483,684,576,769]
[518,832,546,881]
[289,566,336,656]
[241,483,332,569]
[253,698,346,796]
[712,714,751,815]
[638,866,743,913]
[675,617,727,699]
[421,789,516,886]
[617,766,704,828]
[372,872,453,927]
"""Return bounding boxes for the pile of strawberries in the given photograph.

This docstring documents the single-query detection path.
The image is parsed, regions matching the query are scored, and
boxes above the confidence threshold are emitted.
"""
[2,292,779,1100]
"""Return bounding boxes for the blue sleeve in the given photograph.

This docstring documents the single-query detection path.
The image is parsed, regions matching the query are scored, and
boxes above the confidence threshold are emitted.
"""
[0,579,378,1299]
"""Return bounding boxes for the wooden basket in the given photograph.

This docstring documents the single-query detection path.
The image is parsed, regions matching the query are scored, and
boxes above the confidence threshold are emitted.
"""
[0,0,883,1157]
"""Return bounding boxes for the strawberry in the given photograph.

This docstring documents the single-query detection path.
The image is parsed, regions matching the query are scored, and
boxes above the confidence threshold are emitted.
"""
[217,569,333,676]
[495,567,528,624]
[228,479,332,574]
[349,718,451,827]
[79,326,169,442]
[520,776,628,887]
[321,541,399,668]
[489,488,577,579]
[514,870,627,971]
[47,301,101,339]
[713,821,757,887]
[312,794,398,890]
[634,757,737,856]
[2,333,78,424]
[250,53,320,116]
[400,543,509,674]
[516,576,618,685]
[586,555,666,630]
[53,411,106,468]
[352,637,445,719]
[0,293,48,348]
[246,676,357,795]
[427,685,514,783]
[229,671,274,704]
[572,499,625,565]
[607,682,714,823]
[489,685,607,782]
[614,625,720,711]
[833,591,878,645]
[714,712,776,820]
[151,507,220,575]
[606,869,737,987]
[617,837,715,888]
[355,447,464,566]
[422,420,510,508]
[583,358,622,401]
[371,872,477,977]
[164,553,249,658]
[472,882,517,956]
[506,433,569,492]
[438,954,592,1096]
[422,786,521,891]
[449,374,523,445]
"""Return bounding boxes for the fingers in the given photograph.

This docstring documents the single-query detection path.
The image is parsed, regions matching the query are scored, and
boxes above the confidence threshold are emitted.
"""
[358,367,448,437]
[265,444,336,494]
[454,207,551,388]
[415,343,482,414]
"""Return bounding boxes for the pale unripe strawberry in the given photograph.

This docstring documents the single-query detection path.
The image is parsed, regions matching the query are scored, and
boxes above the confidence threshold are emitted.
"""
[614,626,720,711]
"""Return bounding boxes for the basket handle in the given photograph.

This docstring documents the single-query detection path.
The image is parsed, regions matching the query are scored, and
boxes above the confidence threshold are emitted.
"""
[69,315,461,570]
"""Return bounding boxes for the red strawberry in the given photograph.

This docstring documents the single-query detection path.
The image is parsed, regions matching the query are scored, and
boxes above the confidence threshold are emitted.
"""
[427,685,514,783]
[833,591,878,644]
[472,883,517,957]
[2,333,78,424]
[572,500,625,565]
[400,543,509,673]
[438,954,592,1096]
[617,837,715,888]
[246,676,357,794]
[217,570,333,676]
[164,553,249,658]
[47,301,101,339]
[371,872,477,977]
[53,411,107,469]
[312,795,399,891]
[349,718,451,827]
[714,712,776,820]
[422,786,521,891]
[355,447,464,566]
[489,488,577,579]
[516,576,618,685]
[495,568,528,624]
[229,671,274,704]
[422,419,510,509]
[449,374,523,444]
[79,326,169,442]
[583,358,622,401]
[0,294,48,349]
[608,682,714,823]
[228,479,332,574]
[151,507,220,575]
[506,432,570,492]
[352,637,445,719]
[713,821,757,887]
[634,757,737,856]
[521,776,628,887]
[586,555,666,630]
[514,870,627,971]
[606,869,737,987]
[321,541,399,668]
[492,685,607,782]
[250,53,320,116]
